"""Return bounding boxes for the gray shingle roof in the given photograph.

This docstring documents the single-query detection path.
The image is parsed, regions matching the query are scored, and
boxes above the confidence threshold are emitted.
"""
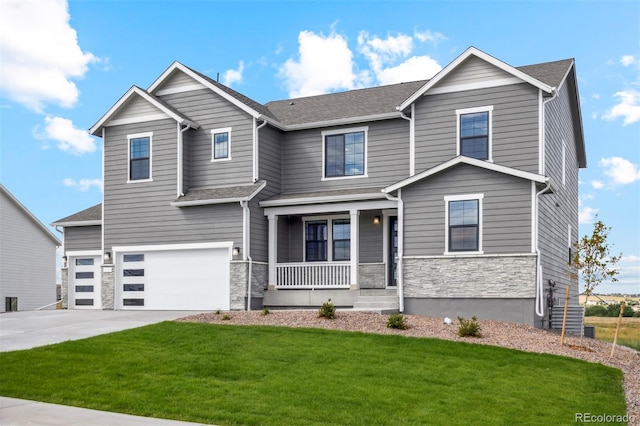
[172,181,266,205]
[516,59,574,89]
[52,203,102,225]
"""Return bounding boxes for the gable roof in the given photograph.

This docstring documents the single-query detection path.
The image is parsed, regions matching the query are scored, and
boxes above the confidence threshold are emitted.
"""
[89,86,199,136]
[383,156,548,193]
[51,203,102,227]
[1,184,61,245]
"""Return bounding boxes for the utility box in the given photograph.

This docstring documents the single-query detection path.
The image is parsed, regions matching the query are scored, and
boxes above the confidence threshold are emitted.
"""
[583,325,595,339]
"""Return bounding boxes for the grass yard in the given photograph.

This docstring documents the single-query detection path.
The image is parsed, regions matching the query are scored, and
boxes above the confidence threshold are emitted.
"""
[584,316,640,350]
[0,322,626,426]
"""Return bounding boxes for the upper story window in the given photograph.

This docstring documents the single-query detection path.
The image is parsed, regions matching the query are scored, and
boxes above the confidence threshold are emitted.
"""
[322,127,368,179]
[444,194,484,254]
[211,127,232,161]
[456,106,493,161]
[128,132,152,182]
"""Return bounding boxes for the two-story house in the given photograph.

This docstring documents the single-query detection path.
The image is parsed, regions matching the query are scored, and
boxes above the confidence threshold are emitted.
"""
[52,47,586,331]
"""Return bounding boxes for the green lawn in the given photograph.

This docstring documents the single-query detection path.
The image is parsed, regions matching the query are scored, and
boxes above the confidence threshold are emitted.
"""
[0,322,627,426]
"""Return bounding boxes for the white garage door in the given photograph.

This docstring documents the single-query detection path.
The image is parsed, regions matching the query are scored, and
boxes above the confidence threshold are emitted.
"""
[115,244,231,310]
[68,253,102,309]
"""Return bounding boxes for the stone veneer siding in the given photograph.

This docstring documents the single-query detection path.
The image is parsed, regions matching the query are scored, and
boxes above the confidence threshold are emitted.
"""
[101,264,114,310]
[230,261,268,310]
[61,267,69,309]
[403,254,537,298]
[358,263,386,289]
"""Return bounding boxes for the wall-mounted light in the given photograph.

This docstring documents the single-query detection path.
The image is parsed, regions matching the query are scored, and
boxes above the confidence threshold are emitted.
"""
[373,215,381,225]
[104,251,112,262]
[62,255,68,267]
[232,246,241,256]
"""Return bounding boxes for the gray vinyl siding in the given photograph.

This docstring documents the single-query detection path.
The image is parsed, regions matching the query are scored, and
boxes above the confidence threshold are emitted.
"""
[258,126,282,193]
[539,79,580,304]
[103,119,243,249]
[281,119,410,193]
[414,83,540,174]
[64,226,101,251]
[402,165,533,256]
[0,190,58,312]
[158,88,255,188]
[359,210,383,263]
[112,96,164,121]
[156,71,204,92]
[435,56,515,89]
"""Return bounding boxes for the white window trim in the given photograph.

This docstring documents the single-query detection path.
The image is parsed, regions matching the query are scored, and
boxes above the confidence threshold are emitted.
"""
[127,132,153,183]
[456,106,493,162]
[444,193,484,255]
[302,215,351,262]
[321,126,368,181]
[211,127,232,162]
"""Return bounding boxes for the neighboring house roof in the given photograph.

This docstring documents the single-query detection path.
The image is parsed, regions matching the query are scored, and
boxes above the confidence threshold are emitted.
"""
[0,184,61,245]
[171,181,266,207]
[90,86,200,136]
[260,186,388,207]
[383,156,549,194]
[51,203,102,227]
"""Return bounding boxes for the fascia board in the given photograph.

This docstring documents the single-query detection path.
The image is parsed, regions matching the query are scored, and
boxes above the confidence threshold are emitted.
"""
[259,192,387,208]
[171,198,247,207]
[280,112,402,131]
[384,156,547,193]
[50,220,102,227]
[398,47,554,111]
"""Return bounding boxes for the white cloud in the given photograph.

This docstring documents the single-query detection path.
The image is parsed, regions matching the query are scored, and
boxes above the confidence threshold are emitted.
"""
[591,180,605,189]
[599,156,640,185]
[63,178,102,192]
[602,90,640,125]
[0,0,97,112]
[375,55,442,86]
[36,116,96,155]
[279,30,359,98]
[620,55,636,67]
[578,205,598,224]
[414,29,447,45]
[222,61,244,86]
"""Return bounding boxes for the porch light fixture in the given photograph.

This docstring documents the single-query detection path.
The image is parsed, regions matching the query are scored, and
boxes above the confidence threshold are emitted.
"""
[104,251,111,262]
[62,255,68,267]
[232,246,241,256]
[373,215,381,225]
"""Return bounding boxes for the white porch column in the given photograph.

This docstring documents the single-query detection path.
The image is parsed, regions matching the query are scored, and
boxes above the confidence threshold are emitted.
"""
[350,209,359,290]
[268,214,278,290]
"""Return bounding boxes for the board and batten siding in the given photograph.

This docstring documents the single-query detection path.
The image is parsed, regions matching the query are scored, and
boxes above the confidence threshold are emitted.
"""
[414,83,540,174]
[539,78,581,305]
[401,164,533,256]
[0,190,58,311]
[281,119,410,194]
[64,226,101,251]
[103,119,243,249]
[158,87,255,188]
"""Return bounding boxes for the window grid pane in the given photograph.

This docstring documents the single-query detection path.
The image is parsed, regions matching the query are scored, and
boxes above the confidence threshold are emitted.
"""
[449,200,479,252]
[332,219,351,261]
[325,131,364,177]
[214,132,229,159]
[130,137,150,180]
[460,112,488,160]
[305,221,328,261]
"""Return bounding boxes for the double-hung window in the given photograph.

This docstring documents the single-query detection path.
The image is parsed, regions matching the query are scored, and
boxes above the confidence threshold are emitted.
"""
[211,127,232,161]
[128,132,152,181]
[445,194,483,254]
[304,217,351,261]
[457,106,492,161]
[322,127,367,179]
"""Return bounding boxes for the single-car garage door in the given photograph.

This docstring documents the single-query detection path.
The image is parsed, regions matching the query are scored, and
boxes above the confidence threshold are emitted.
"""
[114,243,231,310]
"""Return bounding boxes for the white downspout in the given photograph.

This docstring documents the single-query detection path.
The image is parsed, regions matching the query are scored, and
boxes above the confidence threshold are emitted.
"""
[384,189,404,312]
[241,200,252,311]
[253,118,268,182]
[534,180,551,318]
[178,124,192,197]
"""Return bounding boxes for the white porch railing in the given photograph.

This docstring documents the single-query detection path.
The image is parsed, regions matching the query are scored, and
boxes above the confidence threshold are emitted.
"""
[275,262,351,289]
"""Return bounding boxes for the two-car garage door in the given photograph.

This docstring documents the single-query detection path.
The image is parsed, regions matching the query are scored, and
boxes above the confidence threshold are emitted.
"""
[114,244,231,310]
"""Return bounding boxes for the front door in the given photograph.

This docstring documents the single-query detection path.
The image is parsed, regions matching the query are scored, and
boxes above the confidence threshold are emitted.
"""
[388,216,398,287]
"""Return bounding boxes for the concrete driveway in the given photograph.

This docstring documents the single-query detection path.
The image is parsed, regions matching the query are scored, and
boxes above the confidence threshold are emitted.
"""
[0,309,205,352]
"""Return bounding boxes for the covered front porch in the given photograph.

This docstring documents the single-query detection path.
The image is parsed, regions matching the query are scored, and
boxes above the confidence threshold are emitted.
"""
[260,190,399,309]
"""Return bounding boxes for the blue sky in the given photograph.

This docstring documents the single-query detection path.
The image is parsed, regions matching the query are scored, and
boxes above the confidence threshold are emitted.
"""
[0,0,638,294]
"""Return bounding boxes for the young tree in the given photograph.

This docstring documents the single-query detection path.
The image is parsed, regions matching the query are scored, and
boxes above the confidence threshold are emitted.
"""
[570,216,622,310]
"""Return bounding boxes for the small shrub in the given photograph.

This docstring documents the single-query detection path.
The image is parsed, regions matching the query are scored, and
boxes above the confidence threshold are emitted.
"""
[387,313,408,330]
[262,307,270,316]
[458,316,482,337]
[318,298,336,319]
[584,305,607,317]
[215,310,221,315]
[222,314,232,321]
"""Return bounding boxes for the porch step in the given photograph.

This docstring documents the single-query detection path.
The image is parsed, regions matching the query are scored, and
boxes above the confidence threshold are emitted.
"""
[353,289,399,313]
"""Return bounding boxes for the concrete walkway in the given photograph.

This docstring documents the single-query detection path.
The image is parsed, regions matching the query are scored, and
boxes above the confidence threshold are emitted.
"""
[0,309,214,425]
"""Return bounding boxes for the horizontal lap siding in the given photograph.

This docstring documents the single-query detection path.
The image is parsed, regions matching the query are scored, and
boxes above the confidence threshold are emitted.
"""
[436,56,515,88]
[402,165,532,256]
[65,226,101,251]
[415,83,539,174]
[158,88,254,188]
[104,119,243,248]
[114,96,162,120]
[281,119,409,193]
